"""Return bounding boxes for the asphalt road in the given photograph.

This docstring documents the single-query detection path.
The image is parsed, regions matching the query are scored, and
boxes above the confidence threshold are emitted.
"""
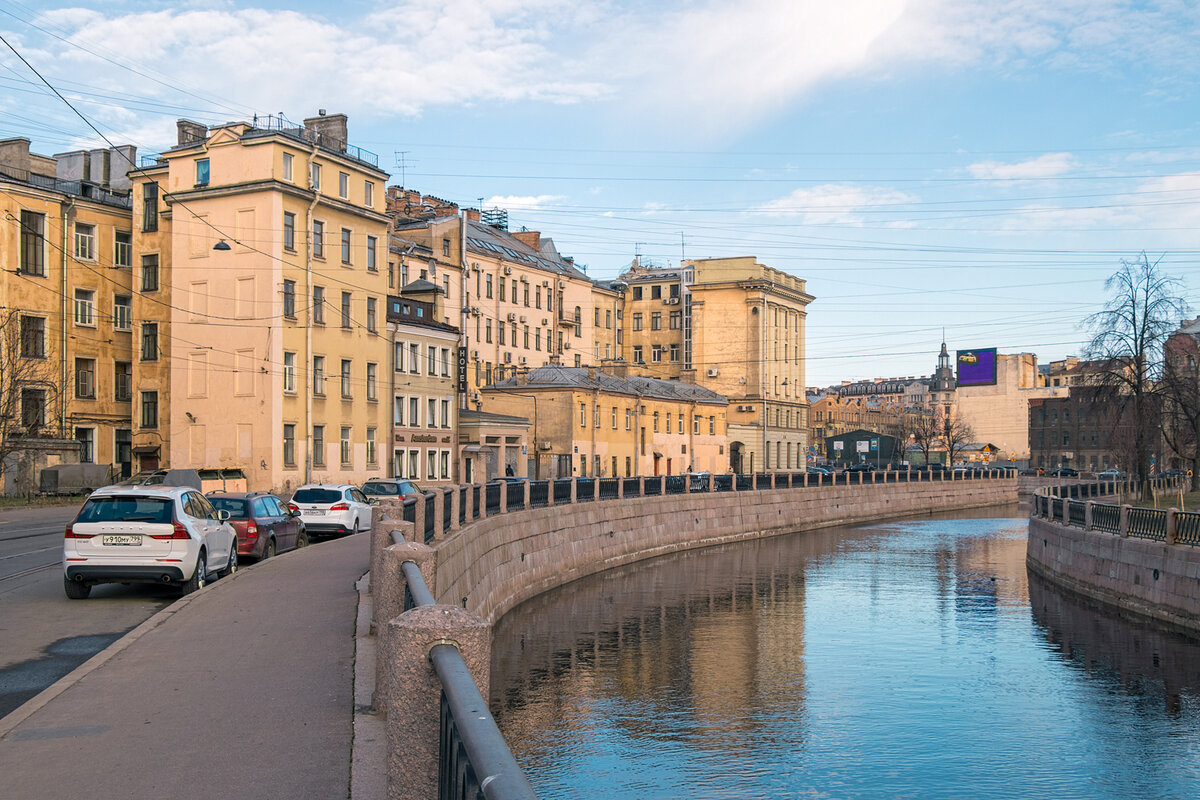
[0,504,177,719]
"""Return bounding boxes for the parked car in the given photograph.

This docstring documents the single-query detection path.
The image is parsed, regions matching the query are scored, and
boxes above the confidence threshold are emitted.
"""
[63,485,238,599]
[1049,467,1079,477]
[682,471,712,491]
[1096,469,1126,480]
[360,478,423,503]
[915,463,947,473]
[844,463,875,473]
[288,484,373,538]
[806,466,832,476]
[208,490,307,560]
[1153,469,1185,479]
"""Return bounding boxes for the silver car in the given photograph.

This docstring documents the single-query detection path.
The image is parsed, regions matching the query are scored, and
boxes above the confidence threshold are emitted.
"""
[288,484,374,537]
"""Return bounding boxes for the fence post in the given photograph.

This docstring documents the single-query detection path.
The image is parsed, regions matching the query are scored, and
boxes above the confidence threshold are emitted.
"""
[708,472,715,492]
[448,486,461,531]
[1119,504,1130,537]
[1166,508,1178,545]
[475,482,486,520]
[1085,500,1093,530]
[1061,498,1070,525]
[499,481,508,514]
[432,490,446,538]
[381,605,491,800]
[594,475,601,501]
[524,480,532,509]
[374,541,437,693]
[616,475,623,499]
[570,477,578,504]
[413,498,426,542]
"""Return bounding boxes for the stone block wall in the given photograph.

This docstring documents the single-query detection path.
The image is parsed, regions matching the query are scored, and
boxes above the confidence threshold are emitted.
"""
[1028,516,1200,634]
[433,480,1017,623]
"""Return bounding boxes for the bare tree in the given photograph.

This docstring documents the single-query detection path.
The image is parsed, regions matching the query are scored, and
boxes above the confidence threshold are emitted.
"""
[940,413,976,465]
[0,311,61,486]
[1083,254,1188,495]
[911,408,941,466]
[1159,328,1200,488]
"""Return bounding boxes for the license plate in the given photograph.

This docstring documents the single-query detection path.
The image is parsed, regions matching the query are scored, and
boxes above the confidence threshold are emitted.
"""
[306,509,324,515]
[102,535,142,546]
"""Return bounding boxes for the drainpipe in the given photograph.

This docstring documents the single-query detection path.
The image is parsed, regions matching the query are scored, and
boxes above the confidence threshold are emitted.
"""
[60,197,74,439]
[633,390,642,477]
[303,140,319,484]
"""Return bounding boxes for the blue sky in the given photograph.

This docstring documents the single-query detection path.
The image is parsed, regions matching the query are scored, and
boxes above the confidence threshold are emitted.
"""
[3,0,1199,385]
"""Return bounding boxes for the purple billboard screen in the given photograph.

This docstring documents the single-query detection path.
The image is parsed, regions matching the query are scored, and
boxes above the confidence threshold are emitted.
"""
[956,348,997,386]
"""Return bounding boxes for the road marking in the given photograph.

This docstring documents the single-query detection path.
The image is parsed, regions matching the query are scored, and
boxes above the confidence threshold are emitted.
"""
[0,547,58,562]
[0,562,56,583]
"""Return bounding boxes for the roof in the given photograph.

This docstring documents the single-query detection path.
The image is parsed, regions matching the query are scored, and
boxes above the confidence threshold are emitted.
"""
[485,365,728,404]
[465,220,590,281]
[400,279,441,294]
[459,409,531,427]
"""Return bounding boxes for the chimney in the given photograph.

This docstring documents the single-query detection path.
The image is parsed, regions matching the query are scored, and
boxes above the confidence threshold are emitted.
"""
[0,138,31,178]
[108,145,137,192]
[603,359,629,379]
[303,111,348,153]
[512,230,541,250]
[177,120,208,146]
[515,370,528,386]
[587,365,599,381]
[53,150,89,182]
[464,208,481,222]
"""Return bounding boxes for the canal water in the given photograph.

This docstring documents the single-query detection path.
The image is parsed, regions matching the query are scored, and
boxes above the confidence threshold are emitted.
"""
[490,507,1200,799]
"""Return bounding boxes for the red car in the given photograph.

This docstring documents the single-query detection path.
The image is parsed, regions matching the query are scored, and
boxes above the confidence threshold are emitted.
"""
[207,491,308,560]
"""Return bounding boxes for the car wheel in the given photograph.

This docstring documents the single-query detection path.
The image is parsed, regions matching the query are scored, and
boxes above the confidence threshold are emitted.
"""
[64,577,90,600]
[295,528,309,548]
[263,538,276,560]
[181,550,207,595]
[219,546,238,578]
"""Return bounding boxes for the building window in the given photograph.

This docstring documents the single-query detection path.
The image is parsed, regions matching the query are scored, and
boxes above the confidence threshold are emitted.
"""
[74,223,95,260]
[74,289,96,326]
[633,286,643,300]
[311,162,321,191]
[140,391,158,428]
[366,297,377,332]
[21,389,45,429]
[114,230,132,268]
[283,424,296,466]
[394,396,404,425]
[115,361,132,402]
[338,171,349,199]
[409,343,420,374]
[651,312,662,331]
[313,425,325,466]
[626,408,632,430]
[282,152,293,182]
[341,426,352,466]
[313,286,325,324]
[364,181,374,207]
[440,450,450,479]
[428,398,437,428]
[283,352,296,393]
[710,416,715,435]
[485,274,493,298]
[651,285,662,300]
[499,277,506,302]
[75,358,95,398]
[366,236,377,271]
[632,345,643,364]
[394,341,405,372]
[283,212,296,251]
[612,406,618,429]
[18,210,45,276]
[693,415,700,434]
[632,313,643,331]
[341,359,352,398]
[142,182,158,232]
[366,362,377,401]
[341,292,352,328]
[440,349,450,377]
[283,279,296,318]
[441,399,451,428]
[76,427,95,463]
[670,343,680,362]
[573,306,581,337]
[341,228,352,264]
[428,346,437,375]
[141,254,159,291]
[669,311,682,330]
[653,412,659,432]
[113,295,132,331]
[410,397,419,426]
[313,220,324,258]
[195,158,210,186]
[366,427,377,465]
[666,413,672,434]
[651,345,662,362]
[427,450,438,480]
[313,356,325,395]
[140,323,158,361]
[580,402,586,427]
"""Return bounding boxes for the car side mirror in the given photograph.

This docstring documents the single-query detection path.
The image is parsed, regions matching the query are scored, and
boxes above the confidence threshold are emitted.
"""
[216,509,231,522]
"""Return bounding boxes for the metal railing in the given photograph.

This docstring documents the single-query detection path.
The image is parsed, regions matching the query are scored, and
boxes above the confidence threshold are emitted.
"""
[1032,479,1195,546]
[399,561,537,800]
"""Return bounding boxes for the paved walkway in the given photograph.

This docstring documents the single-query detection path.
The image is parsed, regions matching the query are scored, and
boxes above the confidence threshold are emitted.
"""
[0,532,369,800]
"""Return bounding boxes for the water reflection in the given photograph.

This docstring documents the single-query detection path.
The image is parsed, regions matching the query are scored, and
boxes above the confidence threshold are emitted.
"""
[492,506,1200,799]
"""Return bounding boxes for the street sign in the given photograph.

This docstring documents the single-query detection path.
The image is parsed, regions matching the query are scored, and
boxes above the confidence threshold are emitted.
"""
[456,346,468,392]
[834,441,844,451]
[856,440,869,453]
[870,439,878,451]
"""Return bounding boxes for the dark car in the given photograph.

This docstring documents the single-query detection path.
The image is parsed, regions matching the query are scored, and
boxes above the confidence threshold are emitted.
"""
[1154,469,1185,479]
[806,466,832,476]
[844,463,875,473]
[914,463,947,473]
[360,478,423,503]
[1049,467,1078,477]
[207,491,307,560]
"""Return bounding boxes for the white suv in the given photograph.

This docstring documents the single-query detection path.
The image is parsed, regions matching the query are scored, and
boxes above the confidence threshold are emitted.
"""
[288,484,373,538]
[63,486,239,599]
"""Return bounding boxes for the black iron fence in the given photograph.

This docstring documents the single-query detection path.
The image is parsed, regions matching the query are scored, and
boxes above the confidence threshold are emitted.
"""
[1031,479,1196,546]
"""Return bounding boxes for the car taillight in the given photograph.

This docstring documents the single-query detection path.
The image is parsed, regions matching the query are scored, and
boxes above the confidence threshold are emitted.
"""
[246,523,258,539]
[64,524,94,539]
[151,521,191,540]
[330,502,350,511]
[288,502,299,514]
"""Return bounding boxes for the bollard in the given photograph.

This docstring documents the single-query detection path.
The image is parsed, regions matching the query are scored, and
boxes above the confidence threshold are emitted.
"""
[1166,508,1178,545]
[381,605,491,800]
[571,477,579,503]
[1119,504,1130,537]
[1085,500,1093,530]
[375,542,438,709]
[524,479,532,509]
[370,517,413,610]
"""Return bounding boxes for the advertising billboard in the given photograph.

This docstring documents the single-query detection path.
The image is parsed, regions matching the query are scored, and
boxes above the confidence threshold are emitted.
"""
[956,348,997,386]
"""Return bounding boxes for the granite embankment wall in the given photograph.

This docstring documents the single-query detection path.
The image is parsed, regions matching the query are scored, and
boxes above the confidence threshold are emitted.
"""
[1028,516,1200,633]
[433,479,1018,624]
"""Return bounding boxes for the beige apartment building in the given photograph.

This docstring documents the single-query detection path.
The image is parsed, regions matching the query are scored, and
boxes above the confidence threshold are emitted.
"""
[145,113,391,494]
[617,256,814,473]
[0,138,140,491]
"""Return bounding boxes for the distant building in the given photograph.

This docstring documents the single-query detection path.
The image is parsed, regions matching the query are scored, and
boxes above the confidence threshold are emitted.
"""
[825,429,901,468]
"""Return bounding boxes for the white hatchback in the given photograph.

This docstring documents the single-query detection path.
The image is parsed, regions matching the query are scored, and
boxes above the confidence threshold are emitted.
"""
[287,484,373,538]
[63,486,239,599]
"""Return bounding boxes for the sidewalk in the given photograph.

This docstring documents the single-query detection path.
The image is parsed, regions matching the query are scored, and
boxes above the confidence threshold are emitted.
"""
[0,532,370,800]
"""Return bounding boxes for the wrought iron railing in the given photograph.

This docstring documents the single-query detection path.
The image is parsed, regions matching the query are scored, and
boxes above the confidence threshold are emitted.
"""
[1031,480,1195,545]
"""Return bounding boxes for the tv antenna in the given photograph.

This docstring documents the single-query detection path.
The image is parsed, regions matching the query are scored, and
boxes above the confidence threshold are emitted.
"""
[393,151,415,186]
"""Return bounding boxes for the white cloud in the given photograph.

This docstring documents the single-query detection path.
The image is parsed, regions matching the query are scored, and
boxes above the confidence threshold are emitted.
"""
[755,184,917,226]
[483,194,565,210]
[966,153,1076,180]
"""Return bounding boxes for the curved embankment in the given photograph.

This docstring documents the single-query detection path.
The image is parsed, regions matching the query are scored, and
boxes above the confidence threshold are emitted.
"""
[433,479,1018,624]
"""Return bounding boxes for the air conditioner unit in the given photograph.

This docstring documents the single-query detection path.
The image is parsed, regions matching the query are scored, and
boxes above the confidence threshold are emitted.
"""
[557,280,565,289]
[519,356,527,365]
[503,266,513,275]
[564,342,571,350]
[471,263,481,271]
[706,368,719,377]
[538,441,552,451]
[503,352,512,363]
[506,312,517,321]
[471,350,479,359]
[471,391,481,402]
[519,315,527,323]
[542,280,550,287]
[666,297,680,305]
[541,318,549,326]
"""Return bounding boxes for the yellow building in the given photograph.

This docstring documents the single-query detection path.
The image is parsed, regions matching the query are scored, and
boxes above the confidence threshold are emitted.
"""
[618,256,814,473]
[0,138,139,491]
[146,113,391,493]
[481,362,728,478]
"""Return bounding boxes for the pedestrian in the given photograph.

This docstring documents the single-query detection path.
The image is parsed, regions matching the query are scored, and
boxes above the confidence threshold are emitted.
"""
[505,464,514,477]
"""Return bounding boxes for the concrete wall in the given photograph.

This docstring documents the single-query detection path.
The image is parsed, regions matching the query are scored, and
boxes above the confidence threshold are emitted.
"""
[1027,516,1200,634]
[431,479,1017,624]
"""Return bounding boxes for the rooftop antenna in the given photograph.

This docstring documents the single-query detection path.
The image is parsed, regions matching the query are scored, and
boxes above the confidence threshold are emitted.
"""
[680,232,685,262]
[393,151,414,186]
